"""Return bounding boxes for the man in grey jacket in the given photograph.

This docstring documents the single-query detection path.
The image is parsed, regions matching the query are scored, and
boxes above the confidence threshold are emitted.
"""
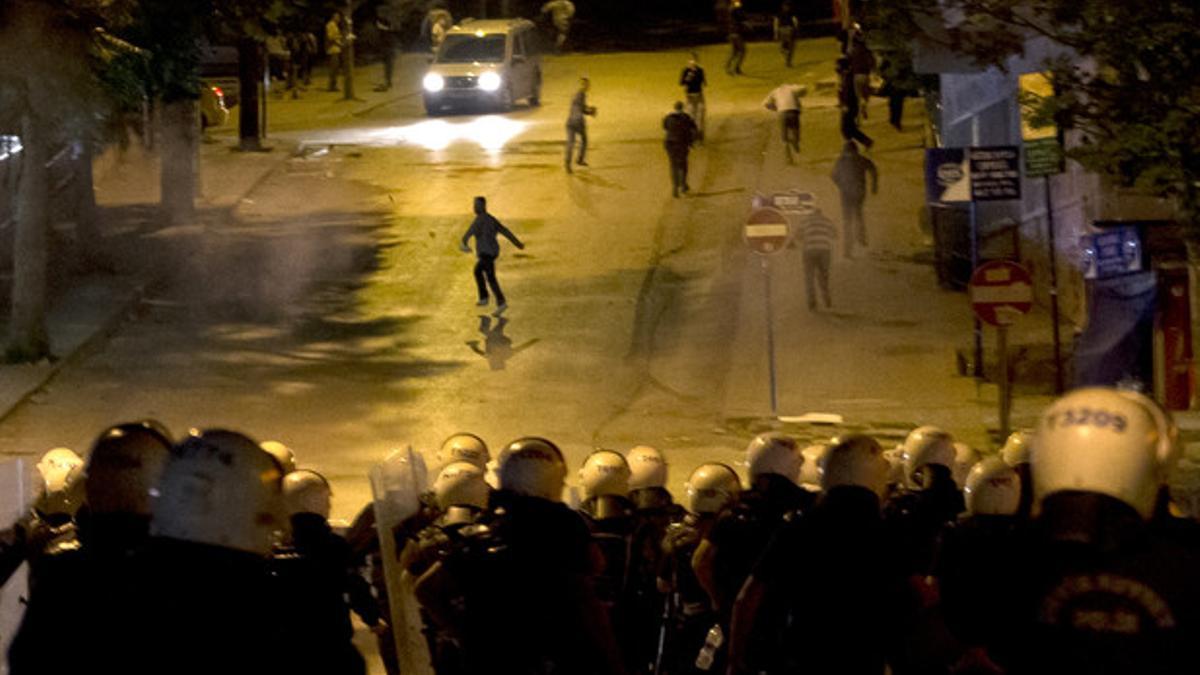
[461,196,525,315]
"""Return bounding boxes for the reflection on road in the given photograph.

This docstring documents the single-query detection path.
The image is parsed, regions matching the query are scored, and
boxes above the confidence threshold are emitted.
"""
[467,315,539,370]
[363,115,528,151]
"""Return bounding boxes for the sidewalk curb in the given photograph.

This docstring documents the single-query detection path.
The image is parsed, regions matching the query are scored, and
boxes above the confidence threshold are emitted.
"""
[0,282,149,427]
[0,146,294,427]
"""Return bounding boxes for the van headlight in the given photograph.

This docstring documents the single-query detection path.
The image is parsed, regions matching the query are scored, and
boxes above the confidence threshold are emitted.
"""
[478,72,502,92]
[423,73,445,93]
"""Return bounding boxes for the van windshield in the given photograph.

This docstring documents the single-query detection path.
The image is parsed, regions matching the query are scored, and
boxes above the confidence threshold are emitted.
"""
[437,34,506,63]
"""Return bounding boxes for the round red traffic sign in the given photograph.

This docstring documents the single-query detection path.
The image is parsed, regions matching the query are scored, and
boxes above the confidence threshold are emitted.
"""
[743,207,791,255]
[969,260,1033,326]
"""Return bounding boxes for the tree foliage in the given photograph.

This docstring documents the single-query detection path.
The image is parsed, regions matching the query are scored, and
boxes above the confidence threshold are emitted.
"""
[891,0,1200,231]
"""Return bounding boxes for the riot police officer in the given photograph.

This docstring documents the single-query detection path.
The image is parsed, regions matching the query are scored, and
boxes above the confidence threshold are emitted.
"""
[414,437,626,675]
[272,469,381,675]
[885,425,965,577]
[1002,388,1200,674]
[657,463,740,674]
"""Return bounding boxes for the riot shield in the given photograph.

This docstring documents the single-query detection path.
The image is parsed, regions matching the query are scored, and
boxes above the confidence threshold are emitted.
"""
[370,446,434,675]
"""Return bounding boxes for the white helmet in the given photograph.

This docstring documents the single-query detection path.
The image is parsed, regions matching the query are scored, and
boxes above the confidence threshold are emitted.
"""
[260,441,297,475]
[85,421,173,516]
[579,450,632,499]
[1033,387,1180,519]
[152,429,285,555]
[798,444,832,488]
[820,435,889,498]
[746,432,803,484]
[34,447,85,517]
[952,442,981,488]
[625,445,667,490]
[433,461,490,511]
[902,426,956,489]
[437,433,490,471]
[282,469,333,519]
[497,437,567,502]
[964,457,1021,516]
[1000,430,1033,467]
[685,463,741,515]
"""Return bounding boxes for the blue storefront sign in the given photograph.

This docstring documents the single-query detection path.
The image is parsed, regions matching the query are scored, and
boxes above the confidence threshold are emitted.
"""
[1081,225,1144,280]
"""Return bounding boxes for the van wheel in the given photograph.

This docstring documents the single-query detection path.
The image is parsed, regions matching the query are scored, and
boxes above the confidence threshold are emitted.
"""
[529,73,542,106]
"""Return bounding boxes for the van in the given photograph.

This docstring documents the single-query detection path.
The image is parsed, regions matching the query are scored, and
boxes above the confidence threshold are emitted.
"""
[421,19,542,115]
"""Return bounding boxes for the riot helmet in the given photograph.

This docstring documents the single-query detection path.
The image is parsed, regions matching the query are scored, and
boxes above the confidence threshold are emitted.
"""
[952,442,981,488]
[902,426,956,489]
[820,434,889,498]
[34,447,85,518]
[84,421,172,516]
[745,432,803,484]
[626,445,668,490]
[1033,387,1180,519]
[496,437,567,502]
[260,441,297,475]
[579,449,632,499]
[151,429,285,555]
[799,443,832,488]
[436,432,490,470]
[282,469,333,519]
[685,463,741,515]
[433,461,490,511]
[1000,430,1033,467]
[964,457,1020,516]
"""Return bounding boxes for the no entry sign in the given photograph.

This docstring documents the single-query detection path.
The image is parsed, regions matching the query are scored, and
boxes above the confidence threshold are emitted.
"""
[744,207,791,255]
[969,261,1033,326]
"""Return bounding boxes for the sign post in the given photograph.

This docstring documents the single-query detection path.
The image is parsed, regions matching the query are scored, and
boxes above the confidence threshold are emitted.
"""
[1020,71,1066,393]
[744,207,792,416]
[969,261,1034,439]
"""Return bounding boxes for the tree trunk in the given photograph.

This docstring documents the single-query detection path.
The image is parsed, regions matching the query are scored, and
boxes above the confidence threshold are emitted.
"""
[1186,239,1200,410]
[238,37,264,151]
[160,98,198,225]
[8,110,51,361]
[73,139,100,252]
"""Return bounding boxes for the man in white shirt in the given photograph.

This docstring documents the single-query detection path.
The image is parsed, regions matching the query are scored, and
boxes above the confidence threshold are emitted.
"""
[762,83,806,164]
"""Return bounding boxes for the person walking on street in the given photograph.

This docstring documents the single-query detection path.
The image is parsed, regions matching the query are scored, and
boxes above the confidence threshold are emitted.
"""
[565,77,596,173]
[325,11,345,92]
[541,0,576,53]
[663,101,698,198]
[680,53,707,141]
[831,141,878,258]
[763,83,806,164]
[774,1,799,68]
[374,9,401,91]
[837,58,874,148]
[800,208,837,310]
[425,4,453,52]
[726,0,747,75]
[847,32,876,120]
[460,197,525,316]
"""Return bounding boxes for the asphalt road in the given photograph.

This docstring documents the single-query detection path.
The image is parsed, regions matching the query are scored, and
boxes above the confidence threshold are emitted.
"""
[0,39,1013,522]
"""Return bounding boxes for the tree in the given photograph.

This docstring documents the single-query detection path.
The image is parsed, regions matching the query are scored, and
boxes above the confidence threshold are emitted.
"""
[0,0,111,360]
[889,0,1200,406]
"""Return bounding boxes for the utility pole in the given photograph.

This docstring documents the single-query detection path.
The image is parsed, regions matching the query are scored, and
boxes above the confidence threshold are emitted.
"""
[342,0,356,101]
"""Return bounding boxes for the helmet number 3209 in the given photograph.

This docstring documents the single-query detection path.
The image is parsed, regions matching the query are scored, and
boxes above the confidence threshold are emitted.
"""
[1045,408,1128,433]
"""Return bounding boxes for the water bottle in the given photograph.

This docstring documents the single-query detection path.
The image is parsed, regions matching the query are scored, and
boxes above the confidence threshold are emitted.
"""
[694,624,724,671]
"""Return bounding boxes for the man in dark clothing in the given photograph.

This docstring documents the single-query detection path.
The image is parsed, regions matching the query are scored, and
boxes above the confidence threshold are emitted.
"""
[726,0,747,75]
[373,8,402,92]
[663,101,698,198]
[847,32,876,119]
[680,53,707,140]
[565,77,597,172]
[774,1,799,67]
[837,57,874,148]
[460,196,524,316]
[831,140,878,258]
